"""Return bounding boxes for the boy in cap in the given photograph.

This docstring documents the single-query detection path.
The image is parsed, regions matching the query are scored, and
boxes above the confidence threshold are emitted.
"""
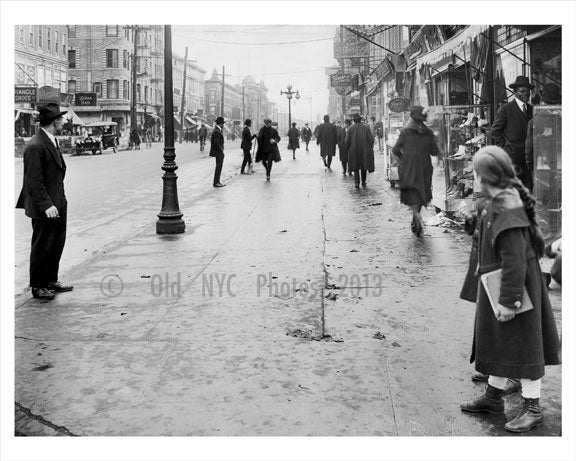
[16,103,73,300]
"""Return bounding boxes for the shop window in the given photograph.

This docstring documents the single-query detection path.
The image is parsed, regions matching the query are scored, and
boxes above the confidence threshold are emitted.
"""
[529,30,562,91]
[107,79,119,99]
[68,80,76,93]
[106,25,118,37]
[106,49,119,68]
[93,82,102,97]
[68,50,76,69]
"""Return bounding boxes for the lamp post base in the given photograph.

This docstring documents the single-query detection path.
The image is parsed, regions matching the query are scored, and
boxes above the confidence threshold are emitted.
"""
[156,217,186,234]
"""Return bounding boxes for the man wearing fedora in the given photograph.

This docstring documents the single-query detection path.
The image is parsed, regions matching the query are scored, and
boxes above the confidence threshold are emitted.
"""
[16,103,73,300]
[491,75,535,191]
[209,116,226,187]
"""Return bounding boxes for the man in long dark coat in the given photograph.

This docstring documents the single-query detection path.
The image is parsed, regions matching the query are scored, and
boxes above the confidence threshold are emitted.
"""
[316,114,338,169]
[337,119,351,175]
[209,116,226,187]
[16,103,74,300]
[491,75,534,191]
[346,114,375,188]
[301,123,312,151]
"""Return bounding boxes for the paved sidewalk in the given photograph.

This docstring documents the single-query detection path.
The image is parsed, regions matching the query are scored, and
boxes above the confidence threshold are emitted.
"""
[14,146,562,436]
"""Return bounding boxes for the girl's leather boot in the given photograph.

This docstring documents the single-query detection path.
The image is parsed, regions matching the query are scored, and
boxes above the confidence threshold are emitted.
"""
[461,384,505,414]
[504,398,543,432]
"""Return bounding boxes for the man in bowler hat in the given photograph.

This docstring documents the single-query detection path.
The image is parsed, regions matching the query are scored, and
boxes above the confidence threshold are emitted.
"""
[491,75,535,191]
[209,116,226,187]
[16,103,73,300]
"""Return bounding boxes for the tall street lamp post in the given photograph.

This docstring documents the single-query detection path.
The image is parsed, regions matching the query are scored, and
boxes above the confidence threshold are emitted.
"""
[156,25,185,234]
[280,84,300,132]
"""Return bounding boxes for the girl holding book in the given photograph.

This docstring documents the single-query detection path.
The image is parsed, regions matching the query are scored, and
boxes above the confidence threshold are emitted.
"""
[460,146,560,433]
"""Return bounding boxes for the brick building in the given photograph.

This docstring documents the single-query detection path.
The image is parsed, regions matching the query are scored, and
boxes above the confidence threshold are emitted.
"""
[172,53,206,133]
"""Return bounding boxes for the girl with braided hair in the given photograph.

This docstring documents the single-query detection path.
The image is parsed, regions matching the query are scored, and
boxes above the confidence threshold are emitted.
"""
[460,146,560,433]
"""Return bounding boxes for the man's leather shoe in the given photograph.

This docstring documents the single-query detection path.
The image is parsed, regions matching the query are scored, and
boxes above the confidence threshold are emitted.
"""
[47,281,74,292]
[31,287,55,300]
[213,183,226,188]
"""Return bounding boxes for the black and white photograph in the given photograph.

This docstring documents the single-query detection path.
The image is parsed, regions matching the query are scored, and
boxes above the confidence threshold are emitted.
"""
[1,1,575,461]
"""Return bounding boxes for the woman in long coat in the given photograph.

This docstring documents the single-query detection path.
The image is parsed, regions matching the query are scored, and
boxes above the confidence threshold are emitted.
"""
[287,123,300,160]
[346,114,375,188]
[392,105,440,236]
[337,119,351,175]
[460,146,560,433]
[256,118,281,181]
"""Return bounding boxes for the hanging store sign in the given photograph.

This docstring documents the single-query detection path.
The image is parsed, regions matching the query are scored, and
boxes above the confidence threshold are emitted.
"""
[334,86,348,96]
[334,28,370,59]
[403,34,429,67]
[75,92,97,106]
[37,86,60,103]
[388,97,409,113]
[330,73,352,87]
[15,86,37,103]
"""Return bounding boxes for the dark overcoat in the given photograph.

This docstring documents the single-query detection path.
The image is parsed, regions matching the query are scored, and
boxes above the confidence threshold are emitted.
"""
[256,126,281,163]
[316,122,338,157]
[209,127,224,157]
[391,120,440,207]
[471,188,561,379]
[345,122,374,172]
[16,130,67,219]
[240,126,256,151]
[491,100,533,190]
[287,127,300,150]
[337,126,348,163]
[301,127,312,142]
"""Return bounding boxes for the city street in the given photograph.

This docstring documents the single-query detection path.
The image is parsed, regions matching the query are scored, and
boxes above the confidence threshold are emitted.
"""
[14,144,562,436]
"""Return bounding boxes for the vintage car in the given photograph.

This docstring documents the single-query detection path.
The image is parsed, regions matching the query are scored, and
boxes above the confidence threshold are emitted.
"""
[74,121,118,155]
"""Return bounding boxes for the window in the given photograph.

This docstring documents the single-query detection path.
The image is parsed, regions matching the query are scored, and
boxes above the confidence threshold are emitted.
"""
[68,25,77,38]
[29,28,33,46]
[68,50,76,68]
[210,90,215,101]
[19,27,24,43]
[68,80,76,93]
[93,82,102,97]
[145,86,149,102]
[123,50,128,68]
[55,31,59,54]
[137,84,141,102]
[106,25,118,37]
[123,80,129,100]
[62,34,66,54]
[107,79,119,99]
[47,27,51,51]
[106,49,118,68]
[38,26,42,48]
[124,26,130,39]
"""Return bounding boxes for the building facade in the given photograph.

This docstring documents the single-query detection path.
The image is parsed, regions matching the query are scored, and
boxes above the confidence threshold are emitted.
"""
[14,25,69,136]
[172,52,206,133]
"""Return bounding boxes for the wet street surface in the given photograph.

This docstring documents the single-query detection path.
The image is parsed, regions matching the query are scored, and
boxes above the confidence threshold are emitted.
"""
[14,144,561,436]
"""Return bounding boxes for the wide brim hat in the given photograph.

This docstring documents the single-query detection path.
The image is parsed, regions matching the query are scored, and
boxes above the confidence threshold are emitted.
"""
[509,75,535,90]
[541,83,561,104]
[215,116,225,124]
[37,102,67,122]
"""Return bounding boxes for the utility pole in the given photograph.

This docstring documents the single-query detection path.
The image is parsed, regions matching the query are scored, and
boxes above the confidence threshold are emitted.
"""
[179,46,188,144]
[242,86,245,123]
[220,65,225,117]
[131,25,139,132]
[340,26,346,121]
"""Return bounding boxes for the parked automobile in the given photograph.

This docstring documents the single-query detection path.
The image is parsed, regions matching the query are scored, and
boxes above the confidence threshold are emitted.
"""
[74,121,118,155]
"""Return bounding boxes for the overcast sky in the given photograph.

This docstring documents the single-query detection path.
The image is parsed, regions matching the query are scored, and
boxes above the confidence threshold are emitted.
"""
[172,25,337,122]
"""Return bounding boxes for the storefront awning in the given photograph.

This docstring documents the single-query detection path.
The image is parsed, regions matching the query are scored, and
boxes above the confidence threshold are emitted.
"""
[184,116,197,127]
[173,115,181,129]
[416,25,490,72]
[63,106,85,126]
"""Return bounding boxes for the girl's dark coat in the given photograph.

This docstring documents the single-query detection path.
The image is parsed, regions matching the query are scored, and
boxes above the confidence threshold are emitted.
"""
[256,126,281,163]
[471,188,561,379]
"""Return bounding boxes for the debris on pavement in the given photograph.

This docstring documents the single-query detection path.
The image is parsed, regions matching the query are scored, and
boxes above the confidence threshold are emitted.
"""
[392,341,402,347]
[325,292,339,301]
[373,332,386,340]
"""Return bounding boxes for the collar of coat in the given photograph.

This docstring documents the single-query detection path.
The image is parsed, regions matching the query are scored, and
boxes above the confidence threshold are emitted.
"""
[488,188,531,245]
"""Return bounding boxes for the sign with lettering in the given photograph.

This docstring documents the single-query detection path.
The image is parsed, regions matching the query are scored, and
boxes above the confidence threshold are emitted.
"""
[15,86,37,103]
[334,29,369,59]
[75,92,97,106]
[388,97,409,113]
[38,86,60,103]
[334,86,348,96]
[403,34,428,66]
[330,73,352,87]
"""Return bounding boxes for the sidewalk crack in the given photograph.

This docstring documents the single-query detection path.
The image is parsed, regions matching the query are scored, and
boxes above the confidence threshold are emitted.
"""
[15,402,77,436]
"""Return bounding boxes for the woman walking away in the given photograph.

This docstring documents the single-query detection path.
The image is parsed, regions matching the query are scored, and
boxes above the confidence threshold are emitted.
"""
[460,146,560,433]
[392,105,440,236]
[287,122,300,160]
[256,118,281,181]
[240,119,257,174]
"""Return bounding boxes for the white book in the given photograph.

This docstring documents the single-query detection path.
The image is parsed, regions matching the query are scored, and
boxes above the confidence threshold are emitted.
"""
[480,268,534,317]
